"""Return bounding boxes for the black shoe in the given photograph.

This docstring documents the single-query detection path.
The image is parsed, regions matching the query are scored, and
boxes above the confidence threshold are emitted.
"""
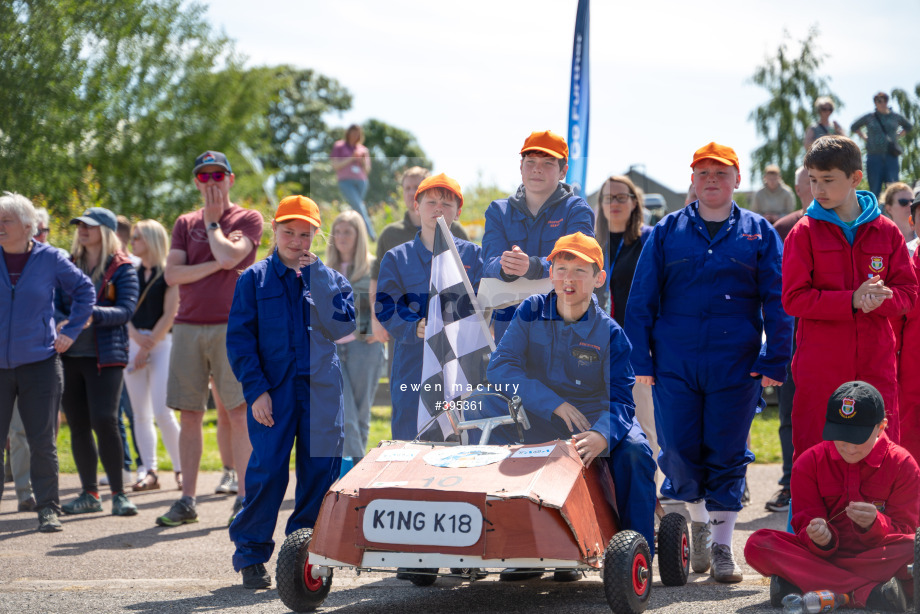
[241,563,271,589]
[866,577,907,613]
[18,496,37,512]
[769,575,802,608]
[552,569,581,582]
[37,507,63,533]
[499,568,544,581]
[765,488,791,512]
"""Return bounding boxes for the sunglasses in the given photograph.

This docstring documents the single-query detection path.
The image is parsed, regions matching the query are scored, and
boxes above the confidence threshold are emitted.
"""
[34,228,50,236]
[602,193,636,204]
[898,198,913,207]
[819,106,833,112]
[196,171,227,183]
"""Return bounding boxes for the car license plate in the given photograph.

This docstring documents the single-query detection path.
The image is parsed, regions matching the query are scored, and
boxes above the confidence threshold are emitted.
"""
[362,499,482,547]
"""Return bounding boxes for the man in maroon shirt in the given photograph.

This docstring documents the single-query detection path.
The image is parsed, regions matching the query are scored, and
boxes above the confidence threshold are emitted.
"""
[156,151,264,528]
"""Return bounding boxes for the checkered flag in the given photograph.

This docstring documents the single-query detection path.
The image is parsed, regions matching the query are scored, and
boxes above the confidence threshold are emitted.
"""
[417,216,495,439]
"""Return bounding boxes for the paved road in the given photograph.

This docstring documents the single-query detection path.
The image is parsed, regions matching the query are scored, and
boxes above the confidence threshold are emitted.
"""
[0,466,889,613]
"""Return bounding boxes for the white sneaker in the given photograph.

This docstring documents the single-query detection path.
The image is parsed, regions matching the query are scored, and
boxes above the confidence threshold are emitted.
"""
[690,520,712,573]
[215,468,237,494]
[710,543,743,583]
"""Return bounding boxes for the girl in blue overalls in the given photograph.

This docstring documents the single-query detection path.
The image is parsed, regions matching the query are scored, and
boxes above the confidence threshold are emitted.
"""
[226,195,356,588]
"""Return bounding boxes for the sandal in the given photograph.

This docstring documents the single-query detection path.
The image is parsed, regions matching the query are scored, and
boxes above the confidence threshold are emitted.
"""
[132,471,160,492]
[175,471,183,491]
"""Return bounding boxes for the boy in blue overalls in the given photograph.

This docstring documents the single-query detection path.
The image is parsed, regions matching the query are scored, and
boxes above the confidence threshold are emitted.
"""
[625,143,792,583]
[376,173,483,440]
[482,130,595,343]
[226,195,356,589]
[488,232,656,582]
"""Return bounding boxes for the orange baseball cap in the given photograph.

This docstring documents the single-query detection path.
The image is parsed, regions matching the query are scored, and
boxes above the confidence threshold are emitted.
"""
[548,232,604,271]
[275,195,321,227]
[691,142,740,173]
[415,172,464,210]
[521,130,569,159]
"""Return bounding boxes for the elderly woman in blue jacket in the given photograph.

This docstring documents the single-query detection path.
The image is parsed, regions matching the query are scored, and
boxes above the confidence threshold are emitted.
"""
[0,193,95,532]
[55,207,139,519]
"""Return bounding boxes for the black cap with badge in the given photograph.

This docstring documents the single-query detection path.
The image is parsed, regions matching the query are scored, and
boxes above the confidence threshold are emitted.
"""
[823,381,886,445]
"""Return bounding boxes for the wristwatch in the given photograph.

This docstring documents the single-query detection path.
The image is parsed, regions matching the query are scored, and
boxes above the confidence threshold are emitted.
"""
[206,222,220,232]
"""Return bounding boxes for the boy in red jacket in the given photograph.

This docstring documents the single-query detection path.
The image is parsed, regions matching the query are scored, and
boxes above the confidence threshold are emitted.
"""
[745,381,919,612]
[782,135,917,462]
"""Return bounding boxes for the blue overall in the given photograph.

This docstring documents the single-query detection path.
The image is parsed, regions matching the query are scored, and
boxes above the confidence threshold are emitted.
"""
[487,292,657,557]
[482,183,595,342]
[625,202,792,512]
[226,251,355,571]
[376,233,483,440]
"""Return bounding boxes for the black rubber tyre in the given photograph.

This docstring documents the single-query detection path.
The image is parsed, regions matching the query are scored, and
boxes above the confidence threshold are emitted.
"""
[603,530,652,614]
[406,568,438,586]
[276,528,332,612]
[913,527,919,614]
[657,512,690,587]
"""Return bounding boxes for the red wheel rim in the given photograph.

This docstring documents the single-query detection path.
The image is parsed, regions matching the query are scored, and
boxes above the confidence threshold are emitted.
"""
[304,563,323,591]
[632,552,649,595]
[681,532,690,568]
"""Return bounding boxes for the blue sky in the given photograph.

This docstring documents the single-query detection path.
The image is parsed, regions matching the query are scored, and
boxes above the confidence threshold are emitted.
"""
[203,0,920,195]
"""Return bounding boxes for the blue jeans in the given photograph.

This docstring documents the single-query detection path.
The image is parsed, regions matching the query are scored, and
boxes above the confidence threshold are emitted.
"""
[866,153,900,198]
[338,340,385,458]
[337,179,377,240]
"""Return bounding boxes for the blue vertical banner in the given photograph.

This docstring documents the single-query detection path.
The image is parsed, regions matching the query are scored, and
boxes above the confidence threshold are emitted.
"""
[566,0,590,196]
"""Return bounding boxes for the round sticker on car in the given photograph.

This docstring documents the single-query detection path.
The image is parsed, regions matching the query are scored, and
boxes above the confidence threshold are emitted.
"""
[423,446,510,468]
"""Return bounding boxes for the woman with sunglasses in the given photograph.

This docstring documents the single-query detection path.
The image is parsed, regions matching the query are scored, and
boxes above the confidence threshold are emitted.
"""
[594,176,657,466]
[55,207,139,517]
[124,220,182,492]
[803,96,843,151]
[881,182,917,243]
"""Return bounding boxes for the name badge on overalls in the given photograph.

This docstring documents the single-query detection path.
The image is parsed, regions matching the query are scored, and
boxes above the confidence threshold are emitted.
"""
[571,347,600,386]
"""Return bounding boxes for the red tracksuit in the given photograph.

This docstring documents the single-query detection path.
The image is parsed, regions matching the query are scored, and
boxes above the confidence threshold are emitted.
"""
[744,435,920,608]
[782,215,917,461]
[899,249,920,461]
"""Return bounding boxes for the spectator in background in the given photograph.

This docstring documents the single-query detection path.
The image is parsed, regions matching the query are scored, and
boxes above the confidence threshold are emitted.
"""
[881,182,917,243]
[594,176,657,469]
[107,214,142,488]
[898,192,920,461]
[907,198,920,256]
[156,151,263,528]
[803,96,843,151]
[764,166,811,514]
[851,91,913,197]
[0,193,95,532]
[685,184,697,205]
[369,167,469,381]
[5,206,55,512]
[124,220,182,492]
[326,210,384,463]
[751,164,796,224]
[57,207,139,518]
[331,124,376,240]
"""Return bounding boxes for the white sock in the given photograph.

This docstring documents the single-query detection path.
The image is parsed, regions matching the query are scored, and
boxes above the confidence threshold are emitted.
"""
[687,500,710,524]
[709,511,738,546]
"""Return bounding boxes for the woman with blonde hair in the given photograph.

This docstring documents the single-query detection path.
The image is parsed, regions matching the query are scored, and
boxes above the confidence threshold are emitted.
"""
[881,181,916,243]
[56,207,139,517]
[124,219,182,491]
[326,209,384,463]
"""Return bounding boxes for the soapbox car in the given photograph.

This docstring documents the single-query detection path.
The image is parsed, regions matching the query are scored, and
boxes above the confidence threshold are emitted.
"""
[275,394,690,614]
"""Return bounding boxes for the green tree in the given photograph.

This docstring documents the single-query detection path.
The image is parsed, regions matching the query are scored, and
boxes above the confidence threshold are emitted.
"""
[262,66,352,202]
[361,118,431,208]
[0,0,276,221]
[748,27,838,188]
[891,85,920,183]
